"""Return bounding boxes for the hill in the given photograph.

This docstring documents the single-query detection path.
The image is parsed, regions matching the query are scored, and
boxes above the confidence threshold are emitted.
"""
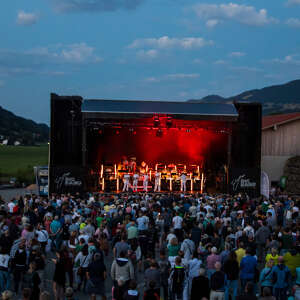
[0,106,49,145]
[188,79,300,115]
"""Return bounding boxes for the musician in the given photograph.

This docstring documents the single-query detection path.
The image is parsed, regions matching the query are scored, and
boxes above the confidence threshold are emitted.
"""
[123,173,130,192]
[154,171,161,192]
[129,157,137,172]
[143,173,149,192]
[133,172,139,192]
[180,172,187,192]
[122,156,129,170]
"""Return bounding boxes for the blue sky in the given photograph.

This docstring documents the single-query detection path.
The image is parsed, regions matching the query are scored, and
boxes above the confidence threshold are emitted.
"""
[1,0,300,123]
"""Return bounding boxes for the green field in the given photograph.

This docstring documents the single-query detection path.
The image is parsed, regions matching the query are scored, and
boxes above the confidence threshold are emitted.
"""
[0,145,48,183]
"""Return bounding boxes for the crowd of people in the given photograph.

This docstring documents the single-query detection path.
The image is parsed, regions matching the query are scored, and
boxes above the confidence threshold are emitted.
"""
[0,190,299,300]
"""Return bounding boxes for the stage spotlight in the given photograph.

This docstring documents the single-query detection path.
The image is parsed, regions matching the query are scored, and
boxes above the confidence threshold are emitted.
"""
[153,116,160,127]
[156,129,163,137]
[166,116,172,128]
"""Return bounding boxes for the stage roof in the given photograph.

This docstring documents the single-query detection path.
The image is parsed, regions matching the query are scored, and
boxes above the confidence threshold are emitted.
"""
[82,99,238,120]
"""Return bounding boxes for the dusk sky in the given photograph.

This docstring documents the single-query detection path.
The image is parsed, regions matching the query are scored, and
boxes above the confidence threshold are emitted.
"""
[1,0,300,124]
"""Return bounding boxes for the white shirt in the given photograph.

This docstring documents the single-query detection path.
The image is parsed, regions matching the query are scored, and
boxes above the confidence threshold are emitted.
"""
[133,174,139,180]
[173,215,183,229]
[144,175,149,181]
[180,174,187,182]
[166,233,176,245]
[78,234,89,244]
[75,252,92,268]
[0,254,10,269]
[155,172,161,180]
[8,202,15,213]
[36,229,49,242]
[124,174,130,181]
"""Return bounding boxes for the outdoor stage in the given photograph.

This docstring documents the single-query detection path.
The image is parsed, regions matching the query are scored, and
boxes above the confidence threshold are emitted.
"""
[49,95,262,196]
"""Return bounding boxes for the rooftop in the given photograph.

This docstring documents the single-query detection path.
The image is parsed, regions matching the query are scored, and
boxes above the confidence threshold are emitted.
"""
[262,112,300,130]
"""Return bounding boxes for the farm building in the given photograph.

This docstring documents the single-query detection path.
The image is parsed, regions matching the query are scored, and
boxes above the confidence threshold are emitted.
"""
[261,112,300,185]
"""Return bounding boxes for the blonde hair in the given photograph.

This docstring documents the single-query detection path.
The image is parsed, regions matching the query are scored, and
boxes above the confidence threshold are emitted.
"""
[170,237,178,246]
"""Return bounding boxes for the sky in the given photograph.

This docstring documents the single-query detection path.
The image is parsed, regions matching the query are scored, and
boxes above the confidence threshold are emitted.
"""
[1,0,300,124]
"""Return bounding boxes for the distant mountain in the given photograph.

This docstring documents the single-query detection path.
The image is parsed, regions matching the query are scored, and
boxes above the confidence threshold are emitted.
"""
[188,79,300,115]
[0,106,49,145]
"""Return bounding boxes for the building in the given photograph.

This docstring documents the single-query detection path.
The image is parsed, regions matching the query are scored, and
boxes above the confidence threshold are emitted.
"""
[261,112,300,183]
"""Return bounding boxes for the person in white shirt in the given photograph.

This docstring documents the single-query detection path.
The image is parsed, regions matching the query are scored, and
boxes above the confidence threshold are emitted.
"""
[173,213,183,230]
[180,173,187,192]
[7,200,15,213]
[154,171,161,192]
[123,173,130,192]
[36,223,49,253]
[133,173,139,192]
[143,174,149,192]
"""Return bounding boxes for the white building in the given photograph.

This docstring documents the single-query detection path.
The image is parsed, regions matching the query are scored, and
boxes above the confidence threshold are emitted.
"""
[261,112,300,183]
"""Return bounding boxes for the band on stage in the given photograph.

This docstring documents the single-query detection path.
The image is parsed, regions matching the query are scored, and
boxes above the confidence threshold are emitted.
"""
[98,156,206,193]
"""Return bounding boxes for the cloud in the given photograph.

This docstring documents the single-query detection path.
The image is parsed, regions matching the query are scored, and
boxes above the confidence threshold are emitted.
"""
[266,54,300,66]
[0,43,101,77]
[137,49,159,60]
[286,18,300,28]
[166,73,199,79]
[49,0,144,13]
[128,36,213,50]
[144,73,200,83]
[17,11,39,26]
[229,51,246,57]
[192,3,277,27]
[28,43,102,64]
[214,60,227,65]
[206,19,219,28]
[286,0,300,6]
[230,66,263,72]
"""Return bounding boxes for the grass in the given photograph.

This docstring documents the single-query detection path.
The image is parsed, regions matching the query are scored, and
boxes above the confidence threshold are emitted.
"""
[0,145,48,183]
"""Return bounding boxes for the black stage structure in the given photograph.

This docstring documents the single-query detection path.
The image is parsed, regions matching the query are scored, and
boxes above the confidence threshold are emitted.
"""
[49,93,262,196]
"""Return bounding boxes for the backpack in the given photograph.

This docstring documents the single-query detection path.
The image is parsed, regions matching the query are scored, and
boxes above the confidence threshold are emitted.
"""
[171,266,185,293]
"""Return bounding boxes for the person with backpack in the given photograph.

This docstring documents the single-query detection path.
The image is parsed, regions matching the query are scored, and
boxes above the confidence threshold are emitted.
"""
[123,280,139,300]
[210,261,227,300]
[169,256,186,300]
[21,261,41,300]
[271,256,291,300]
[259,260,274,296]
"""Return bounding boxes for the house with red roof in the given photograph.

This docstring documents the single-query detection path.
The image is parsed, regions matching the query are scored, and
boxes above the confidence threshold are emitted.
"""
[262,112,300,182]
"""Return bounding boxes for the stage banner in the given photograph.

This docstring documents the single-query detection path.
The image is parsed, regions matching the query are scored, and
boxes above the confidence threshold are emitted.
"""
[229,168,260,196]
[261,171,270,199]
[49,166,86,194]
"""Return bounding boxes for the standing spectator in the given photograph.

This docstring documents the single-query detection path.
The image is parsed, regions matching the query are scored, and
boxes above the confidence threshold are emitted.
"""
[224,251,240,300]
[259,260,274,296]
[74,244,91,292]
[21,261,41,300]
[0,247,10,293]
[52,251,66,300]
[173,212,183,241]
[169,256,186,300]
[180,233,195,261]
[86,252,107,300]
[144,260,161,297]
[210,261,226,300]
[111,251,134,290]
[255,221,270,263]
[206,247,221,279]
[240,248,257,291]
[158,250,170,300]
[191,268,210,300]
[272,256,291,300]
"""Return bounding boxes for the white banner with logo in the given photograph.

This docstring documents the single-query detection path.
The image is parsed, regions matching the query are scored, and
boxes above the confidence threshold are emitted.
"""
[261,171,270,199]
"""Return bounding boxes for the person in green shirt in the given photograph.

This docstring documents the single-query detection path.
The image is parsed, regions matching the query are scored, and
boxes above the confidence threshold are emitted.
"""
[284,248,300,277]
[168,237,180,257]
[127,221,138,241]
[96,214,104,228]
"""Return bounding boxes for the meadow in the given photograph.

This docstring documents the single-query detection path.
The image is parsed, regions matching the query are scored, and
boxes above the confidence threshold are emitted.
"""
[0,145,48,183]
